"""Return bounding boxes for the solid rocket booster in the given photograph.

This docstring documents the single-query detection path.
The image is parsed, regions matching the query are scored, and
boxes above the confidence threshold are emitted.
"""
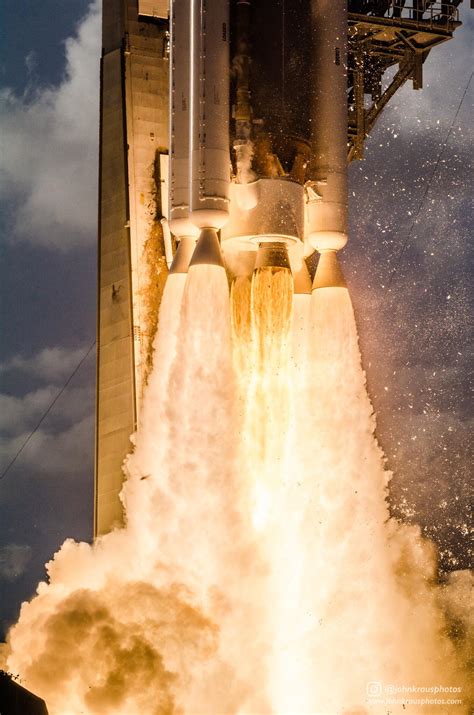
[169,0,199,243]
[306,0,348,252]
[306,0,348,289]
[190,0,230,267]
[190,0,230,231]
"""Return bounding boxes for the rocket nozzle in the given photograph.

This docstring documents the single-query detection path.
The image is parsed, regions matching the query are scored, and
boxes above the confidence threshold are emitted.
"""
[290,245,312,295]
[312,250,347,290]
[169,236,197,274]
[254,241,291,271]
[189,228,225,268]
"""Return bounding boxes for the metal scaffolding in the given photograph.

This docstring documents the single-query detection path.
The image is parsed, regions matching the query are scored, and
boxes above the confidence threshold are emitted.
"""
[347,1,462,160]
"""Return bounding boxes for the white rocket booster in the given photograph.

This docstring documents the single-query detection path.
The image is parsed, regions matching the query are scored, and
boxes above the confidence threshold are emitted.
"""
[306,0,348,289]
[169,0,200,244]
[190,0,230,230]
[189,0,230,267]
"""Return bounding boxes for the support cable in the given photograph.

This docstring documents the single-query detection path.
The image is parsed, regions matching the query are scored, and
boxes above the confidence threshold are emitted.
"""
[0,341,96,482]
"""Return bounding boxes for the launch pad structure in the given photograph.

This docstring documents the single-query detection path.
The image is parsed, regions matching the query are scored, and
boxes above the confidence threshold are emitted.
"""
[95,0,464,536]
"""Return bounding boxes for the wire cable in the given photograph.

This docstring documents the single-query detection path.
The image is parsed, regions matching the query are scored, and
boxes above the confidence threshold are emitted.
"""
[386,70,472,290]
[0,341,96,482]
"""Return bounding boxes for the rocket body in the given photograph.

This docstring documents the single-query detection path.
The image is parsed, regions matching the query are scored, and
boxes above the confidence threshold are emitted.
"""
[190,0,231,231]
[169,0,199,240]
[167,0,349,279]
[306,0,349,254]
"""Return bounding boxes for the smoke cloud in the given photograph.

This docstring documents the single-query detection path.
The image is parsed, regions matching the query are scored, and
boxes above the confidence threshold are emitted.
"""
[5,265,472,713]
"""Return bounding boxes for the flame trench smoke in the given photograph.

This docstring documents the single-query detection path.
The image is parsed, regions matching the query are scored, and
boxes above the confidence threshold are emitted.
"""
[4,256,472,713]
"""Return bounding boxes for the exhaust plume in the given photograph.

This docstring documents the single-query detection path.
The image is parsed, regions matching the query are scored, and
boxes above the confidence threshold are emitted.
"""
[4,265,471,714]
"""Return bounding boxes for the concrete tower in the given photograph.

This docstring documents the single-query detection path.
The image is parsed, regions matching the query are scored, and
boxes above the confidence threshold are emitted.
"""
[95,0,170,535]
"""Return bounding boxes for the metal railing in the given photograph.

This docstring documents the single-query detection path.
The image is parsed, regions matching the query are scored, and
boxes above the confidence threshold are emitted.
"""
[390,2,459,26]
[350,2,460,29]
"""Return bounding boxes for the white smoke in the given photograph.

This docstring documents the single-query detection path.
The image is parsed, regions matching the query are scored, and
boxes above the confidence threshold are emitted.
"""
[275,287,471,713]
[234,140,257,185]
[4,269,472,714]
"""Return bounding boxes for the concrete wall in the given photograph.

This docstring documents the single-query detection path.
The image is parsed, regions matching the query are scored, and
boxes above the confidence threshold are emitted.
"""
[95,0,169,536]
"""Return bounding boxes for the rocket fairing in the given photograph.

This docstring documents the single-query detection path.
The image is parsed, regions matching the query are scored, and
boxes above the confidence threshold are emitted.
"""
[167,0,350,285]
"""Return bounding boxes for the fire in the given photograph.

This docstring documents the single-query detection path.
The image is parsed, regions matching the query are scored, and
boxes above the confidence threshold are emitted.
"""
[3,264,472,714]
[232,265,293,530]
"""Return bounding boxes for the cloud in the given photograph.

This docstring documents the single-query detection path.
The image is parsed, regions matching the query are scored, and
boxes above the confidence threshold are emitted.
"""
[0,385,93,436]
[0,414,94,478]
[0,545,33,581]
[0,345,91,384]
[0,345,95,477]
[24,51,38,76]
[0,0,101,249]
[0,387,58,434]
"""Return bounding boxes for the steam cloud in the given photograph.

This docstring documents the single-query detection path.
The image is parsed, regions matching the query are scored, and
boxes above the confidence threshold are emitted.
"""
[4,267,472,713]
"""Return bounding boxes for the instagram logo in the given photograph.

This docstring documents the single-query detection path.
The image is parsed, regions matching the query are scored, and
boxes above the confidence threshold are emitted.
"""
[366,682,382,697]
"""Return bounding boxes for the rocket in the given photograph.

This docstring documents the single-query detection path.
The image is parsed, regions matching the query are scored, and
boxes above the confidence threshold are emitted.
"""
[96,0,465,533]
[166,0,350,288]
